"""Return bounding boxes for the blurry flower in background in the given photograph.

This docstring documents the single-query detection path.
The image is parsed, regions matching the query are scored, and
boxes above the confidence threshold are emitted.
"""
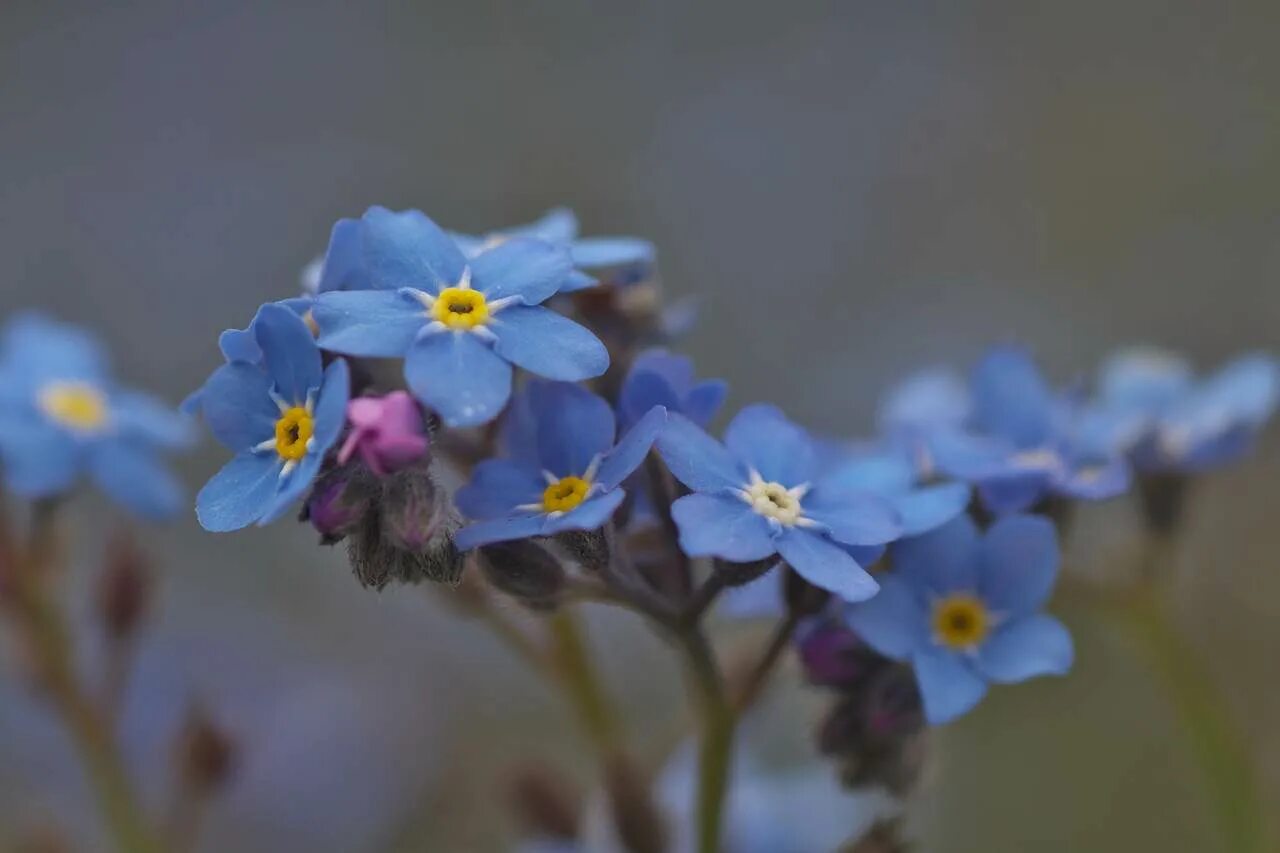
[618,348,726,431]
[313,207,609,426]
[195,305,350,531]
[847,514,1073,724]
[0,313,193,518]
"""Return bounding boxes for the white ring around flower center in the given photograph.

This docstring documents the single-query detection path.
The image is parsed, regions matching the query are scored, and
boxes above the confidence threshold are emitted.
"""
[740,473,808,526]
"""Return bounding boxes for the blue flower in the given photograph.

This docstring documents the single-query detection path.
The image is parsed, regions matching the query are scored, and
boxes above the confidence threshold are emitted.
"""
[619,348,726,430]
[453,381,666,550]
[195,304,349,531]
[0,313,193,519]
[656,405,904,602]
[312,207,609,427]
[450,207,657,291]
[846,514,1073,724]
[817,449,972,538]
[1085,347,1280,472]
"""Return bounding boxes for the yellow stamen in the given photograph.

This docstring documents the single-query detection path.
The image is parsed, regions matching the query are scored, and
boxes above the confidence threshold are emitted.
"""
[38,381,109,432]
[932,593,991,650]
[431,287,490,330]
[542,476,590,513]
[302,308,320,337]
[274,407,314,461]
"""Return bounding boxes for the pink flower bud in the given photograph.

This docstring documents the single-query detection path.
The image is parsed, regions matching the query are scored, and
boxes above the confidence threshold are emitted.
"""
[338,391,430,476]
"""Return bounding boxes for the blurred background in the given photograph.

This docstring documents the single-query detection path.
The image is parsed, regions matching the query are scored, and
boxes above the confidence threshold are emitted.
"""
[1,1,1278,850]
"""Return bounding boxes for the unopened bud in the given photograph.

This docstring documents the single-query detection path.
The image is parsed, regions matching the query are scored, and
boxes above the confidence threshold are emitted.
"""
[337,391,430,476]
[381,466,448,552]
[479,541,566,606]
[345,464,464,589]
[96,532,151,641]
[799,624,875,688]
[174,706,236,797]
[302,466,375,545]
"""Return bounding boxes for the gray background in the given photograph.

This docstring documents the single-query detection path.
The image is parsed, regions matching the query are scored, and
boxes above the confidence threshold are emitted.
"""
[1,2,1278,850]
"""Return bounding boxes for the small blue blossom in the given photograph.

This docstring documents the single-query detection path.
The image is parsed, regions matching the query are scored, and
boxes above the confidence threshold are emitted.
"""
[656,405,904,602]
[817,449,971,538]
[619,348,726,430]
[1085,347,1280,472]
[453,381,666,550]
[846,514,1073,724]
[450,207,657,291]
[195,304,350,532]
[312,207,609,427]
[0,313,193,519]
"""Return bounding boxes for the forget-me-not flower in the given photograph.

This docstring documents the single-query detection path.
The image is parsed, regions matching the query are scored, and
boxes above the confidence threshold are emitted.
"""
[656,405,903,602]
[0,313,193,519]
[312,207,608,427]
[618,348,726,430]
[453,381,666,550]
[195,304,349,531]
[450,207,657,291]
[846,514,1073,724]
[1086,346,1280,472]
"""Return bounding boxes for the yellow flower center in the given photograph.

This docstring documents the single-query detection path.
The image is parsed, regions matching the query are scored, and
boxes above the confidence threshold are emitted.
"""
[744,480,803,525]
[274,406,314,461]
[542,476,590,513]
[431,287,490,330]
[932,594,991,650]
[38,381,109,432]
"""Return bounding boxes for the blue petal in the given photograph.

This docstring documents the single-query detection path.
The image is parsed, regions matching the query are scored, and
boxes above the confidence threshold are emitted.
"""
[405,331,512,428]
[913,650,988,724]
[816,453,914,497]
[490,306,609,381]
[499,386,541,465]
[311,359,350,451]
[196,452,283,532]
[1099,347,1191,409]
[596,406,666,490]
[0,420,80,497]
[977,514,1059,616]
[455,514,547,551]
[527,381,616,477]
[670,493,777,561]
[88,440,184,519]
[254,304,323,404]
[723,404,815,487]
[683,380,728,427]
[317,218,372,293]
[112,391,195,449]
[361,206,466,295]
[570,236,656,270]
[975,614,1074,683]
[1,312,108,385]
[877,368,971,432]
[1202,353,1280,426]
[470,238,572,304]
[1054,457,1130,501]
[971,345,1054,447]
[844,574,927,659]
[891,482,971,536]
[718,571,786,619]
[542,488,627,535]
[619,370,680,428]
[630,349,694,393]
[978,470,1050,515]
[524,207,580,244]
[803,493,902,546]
[656,414,748,494]
[259,452,325,525]
[776,528,879,602]
[456,459,545,520]
[199,362,277,452]
[892,515,981,597]
[218,327,262,364]
[929,429,1013,480]
[561,270,599,292]
[314,290,426,357]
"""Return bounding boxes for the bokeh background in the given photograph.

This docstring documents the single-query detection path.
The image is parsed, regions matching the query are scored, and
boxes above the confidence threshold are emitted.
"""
[2,2,1278,850]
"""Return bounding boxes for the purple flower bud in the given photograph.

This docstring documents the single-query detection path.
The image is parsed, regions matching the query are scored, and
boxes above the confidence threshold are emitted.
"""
[337,391,430,476]
[303,467,373,544]
[799,624,872,688]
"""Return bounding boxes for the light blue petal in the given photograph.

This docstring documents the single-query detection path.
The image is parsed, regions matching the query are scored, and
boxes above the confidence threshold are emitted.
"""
[314,289,425,357]
[619,370,680,428]
[670,493,777,561]
[253,304,322,404]
[596,406,666,490]
[317,218,372,293]
[455,514,548,551]
[0,420,80,497]
[455,459,545,520]
[1054,456,1130,501]
[88,440,184,520]
[977,514,1059,616]
[1099,347,1192,408]
[877,367,971,432]
[683,380,728,427]
[527,381,616,477]
[525,207,580,244]
[978,470,1049,515]
[892,515,980,597]
[891,482,971,535]
[218,326,261,363]
[971,345,1054,447]
[975,614,1074,683]
[1,312,108,385]
[361,206,466,295]
[112,391,195,449]
[196,452,283,532]
[914,650,988,724]
[199,362,277,452]
[630,349,693,392]
[1202,352,1280,426]
[499,386,541,465]
[470,238,572,304]
[776,528,879,602]
[561,270,599,292]
[656,414,748,493]
[803,493,902,546]
[259,451,325,525]
[490,306,609,381]
[816,453,914,497]
[542,488,627,535]
[844,574,927,659]
[723,404,815,487]
[929,429,1013,480]
[405,331,512,428]
[570,236,656,269]
[311,359,350,450]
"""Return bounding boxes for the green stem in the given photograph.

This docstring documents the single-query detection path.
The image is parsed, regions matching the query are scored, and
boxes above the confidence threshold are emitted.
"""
[546,609,620,754]
[1110,582,1268,853]
[680,631,734,853]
